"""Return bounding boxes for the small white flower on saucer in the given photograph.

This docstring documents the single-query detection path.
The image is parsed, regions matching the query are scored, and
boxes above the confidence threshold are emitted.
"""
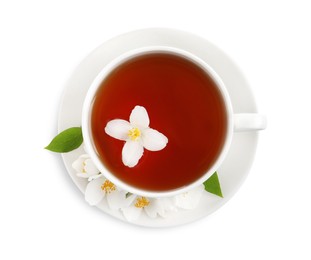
[105,105,168,168]
[72,154,100,180]
[174,184,205,210]
[85,174,128,209]
[120,195,176,221]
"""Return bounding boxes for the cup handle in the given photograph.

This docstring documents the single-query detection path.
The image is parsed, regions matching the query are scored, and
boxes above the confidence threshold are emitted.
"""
[233,113,267,132]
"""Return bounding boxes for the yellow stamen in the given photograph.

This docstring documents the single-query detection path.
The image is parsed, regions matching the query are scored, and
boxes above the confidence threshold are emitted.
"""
[82,161,86,173]
[101,180,116,193]
[128,127,141,141]
[134,197,150,208]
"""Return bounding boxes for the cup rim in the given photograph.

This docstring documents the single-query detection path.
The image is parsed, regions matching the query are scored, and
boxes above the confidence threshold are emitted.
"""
[82,45,234,198]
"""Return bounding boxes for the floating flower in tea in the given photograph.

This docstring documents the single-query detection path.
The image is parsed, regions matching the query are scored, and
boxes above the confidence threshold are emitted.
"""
[105,105,168,167]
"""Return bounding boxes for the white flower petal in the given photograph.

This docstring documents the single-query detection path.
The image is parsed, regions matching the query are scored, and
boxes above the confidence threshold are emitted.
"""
[142,128,168,151]
[157,198,177,217]
[129,106,150,128]
[121,205,142,222]
[124,194,138,206]
[174,184,205,210]
[77,173,90,179]
[122,141,144,167]
[72,154,89,173]
[106,190,128,210]
[144,199,161,218]
[105,119,132,141]
[85,177,106,206]
[87,173,103,181]
[144,198,176,218]
[84,158,99,175]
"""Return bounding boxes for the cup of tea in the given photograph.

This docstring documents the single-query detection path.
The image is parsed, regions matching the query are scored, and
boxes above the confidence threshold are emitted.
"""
[82,46,266,198]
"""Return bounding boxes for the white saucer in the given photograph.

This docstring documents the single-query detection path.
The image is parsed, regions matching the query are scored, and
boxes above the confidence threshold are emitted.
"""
[58,28,259,227]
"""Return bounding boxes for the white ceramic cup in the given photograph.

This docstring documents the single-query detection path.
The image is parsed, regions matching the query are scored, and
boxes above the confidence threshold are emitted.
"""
[82,46,266,198]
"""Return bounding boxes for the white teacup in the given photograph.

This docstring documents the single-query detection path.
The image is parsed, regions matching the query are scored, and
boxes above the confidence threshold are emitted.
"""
[82,46,266,198]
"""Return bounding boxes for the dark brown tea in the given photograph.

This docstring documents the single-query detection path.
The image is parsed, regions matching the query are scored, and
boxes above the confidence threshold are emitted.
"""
[91,53,227,191]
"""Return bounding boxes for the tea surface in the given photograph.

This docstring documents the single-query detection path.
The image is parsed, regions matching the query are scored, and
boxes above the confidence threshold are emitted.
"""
[91,53,227,191]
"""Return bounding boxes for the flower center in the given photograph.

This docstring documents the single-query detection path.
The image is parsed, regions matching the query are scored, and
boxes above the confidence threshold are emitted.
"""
[101,180,116,193]
[128,127,141,141]
[134,197,150,208]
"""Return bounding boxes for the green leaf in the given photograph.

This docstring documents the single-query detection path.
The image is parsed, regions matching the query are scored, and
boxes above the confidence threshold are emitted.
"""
[126,192,133,198]
[203,172,223,198]
[45,127,83,153]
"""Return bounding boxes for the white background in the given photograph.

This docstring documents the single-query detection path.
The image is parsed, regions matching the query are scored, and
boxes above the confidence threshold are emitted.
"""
[1,0,310,259]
